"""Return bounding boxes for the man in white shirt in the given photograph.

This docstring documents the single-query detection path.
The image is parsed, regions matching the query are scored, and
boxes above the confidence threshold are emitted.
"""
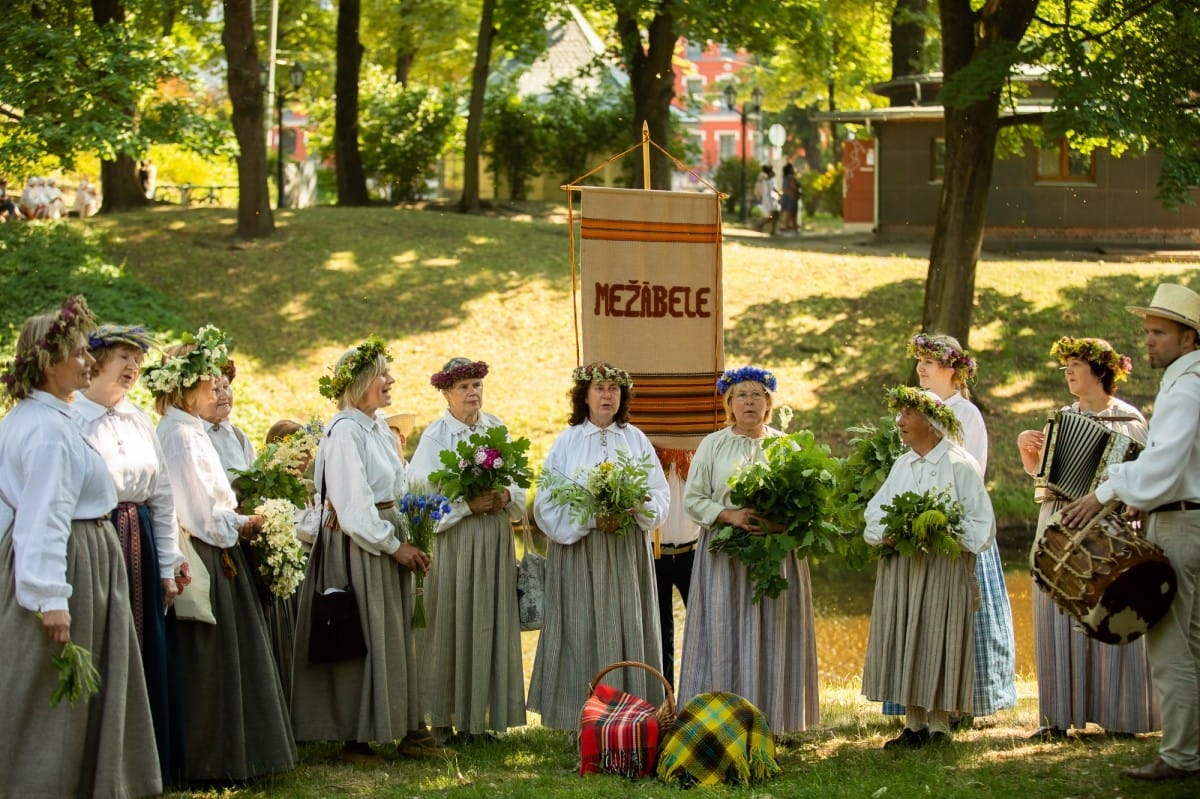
[1063,282,1200,782]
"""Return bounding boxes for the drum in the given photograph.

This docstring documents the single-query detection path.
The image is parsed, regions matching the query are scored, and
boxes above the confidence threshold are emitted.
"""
[1032,507,1176,645]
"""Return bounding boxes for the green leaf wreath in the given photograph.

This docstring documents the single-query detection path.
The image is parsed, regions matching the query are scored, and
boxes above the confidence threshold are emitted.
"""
[877,488,965,559]
[706,430,844,602]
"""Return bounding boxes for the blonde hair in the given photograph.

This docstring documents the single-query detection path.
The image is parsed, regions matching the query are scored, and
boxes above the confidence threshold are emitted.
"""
[722,380,774,426]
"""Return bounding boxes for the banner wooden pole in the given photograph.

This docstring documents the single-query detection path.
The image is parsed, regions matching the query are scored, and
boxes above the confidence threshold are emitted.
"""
[641,121,651,190]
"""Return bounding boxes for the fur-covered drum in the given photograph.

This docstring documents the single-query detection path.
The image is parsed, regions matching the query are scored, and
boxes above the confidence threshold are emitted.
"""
[1032,507,1176,645]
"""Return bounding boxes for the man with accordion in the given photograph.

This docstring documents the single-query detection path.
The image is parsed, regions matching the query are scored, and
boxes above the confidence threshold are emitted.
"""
[1063,283,1200,782]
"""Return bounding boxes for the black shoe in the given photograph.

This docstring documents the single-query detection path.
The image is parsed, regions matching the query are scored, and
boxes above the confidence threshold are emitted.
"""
[928,731,953,747]
[949,714,974,732]
[883,727,930,750]
[1028,726,1068,741]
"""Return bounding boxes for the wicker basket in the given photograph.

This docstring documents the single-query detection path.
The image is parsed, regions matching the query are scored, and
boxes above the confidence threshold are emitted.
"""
[587,660,677,727]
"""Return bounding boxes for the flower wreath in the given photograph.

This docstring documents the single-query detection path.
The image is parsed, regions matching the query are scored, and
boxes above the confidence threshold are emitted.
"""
[1,295,98,404]
[318,336,391,401]
[571,362,633,389]
[1049,336,1133,384]
[430,359,489,390]
[716,366,777,396]
[907,333,977,382]
[87,324,156,354]
[886,385,964,443]
[142,325,231,398]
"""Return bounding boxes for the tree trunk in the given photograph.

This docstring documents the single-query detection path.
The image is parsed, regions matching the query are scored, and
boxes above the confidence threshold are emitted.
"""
[92,0,148,213]
[458,0,495,214]
[920,0,1038,345]
[336,0,369,206]
[890,0,929,84]
[222,0,274,238]
[616,7,676,190]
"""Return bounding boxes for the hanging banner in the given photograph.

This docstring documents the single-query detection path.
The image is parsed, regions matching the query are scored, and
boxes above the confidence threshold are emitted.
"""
[578,186,725,452]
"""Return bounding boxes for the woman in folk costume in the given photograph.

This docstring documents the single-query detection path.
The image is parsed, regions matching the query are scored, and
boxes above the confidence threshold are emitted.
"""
[149,325,296,781]
[863,386,996,748]
[528,362,670,730]
[905,333,1016,724]
[1017,336,1158,738]
[679,366,820,734]
[408,358,526,742]
[291,338,453,762]
[0,296,161,797]
[75,324,187,784]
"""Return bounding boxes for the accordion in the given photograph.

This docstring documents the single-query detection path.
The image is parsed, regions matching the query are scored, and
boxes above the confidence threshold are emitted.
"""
[1035,410,1142,500]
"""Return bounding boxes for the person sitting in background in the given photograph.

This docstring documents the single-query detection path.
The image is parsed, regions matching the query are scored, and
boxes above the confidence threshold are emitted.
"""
[43,179,65,219]
[0,178,18,221]
[19,177,43,219]
[73,178,100,217]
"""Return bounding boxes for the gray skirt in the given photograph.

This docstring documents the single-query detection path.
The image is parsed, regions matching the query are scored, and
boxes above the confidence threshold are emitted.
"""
[177,538,296,780]
[527,526,664,730]
[292,506,421,743]
[0,519,161,798]
[863,552,978,714]
[420,510,526,733]
[678,529,821,734]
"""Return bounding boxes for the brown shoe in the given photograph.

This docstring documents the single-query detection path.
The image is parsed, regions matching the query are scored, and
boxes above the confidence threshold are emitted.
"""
[1122,757,1196,781]
[398,730,458,759]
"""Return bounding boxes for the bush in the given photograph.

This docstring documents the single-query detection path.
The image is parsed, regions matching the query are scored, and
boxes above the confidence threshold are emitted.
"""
[800,163,844,217]
[713,156,762,219]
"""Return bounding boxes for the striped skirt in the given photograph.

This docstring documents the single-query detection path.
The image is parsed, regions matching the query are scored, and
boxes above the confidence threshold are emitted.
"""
[678,528,820,734]
[527,527,663,731]
[863,552,978,715]
[420,510,526,733]
[1031,500,1160,733]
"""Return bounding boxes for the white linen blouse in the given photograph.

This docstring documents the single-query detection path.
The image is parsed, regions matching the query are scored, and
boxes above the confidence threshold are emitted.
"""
[74,392,184,578]
[0,391,117,612]
[533,420,669,547]
[684,425,782,529]
[156,406,248,548]
[314,409,406,556]
[407,409,527,532]
[206,420,256,479]
[864,438,995,555]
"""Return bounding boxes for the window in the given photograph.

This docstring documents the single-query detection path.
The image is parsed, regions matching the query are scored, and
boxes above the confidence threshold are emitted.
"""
[685,76,704,98]
[1036,139,1095,182]
[717,133,737,162]
[930,137,945,182]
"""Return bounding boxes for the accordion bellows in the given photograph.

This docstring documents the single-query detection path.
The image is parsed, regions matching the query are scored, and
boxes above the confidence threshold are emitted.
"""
[1035,410,1142,500]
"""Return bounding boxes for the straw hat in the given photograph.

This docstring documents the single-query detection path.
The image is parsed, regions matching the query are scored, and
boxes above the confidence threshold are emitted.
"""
[1127,284,1200,332]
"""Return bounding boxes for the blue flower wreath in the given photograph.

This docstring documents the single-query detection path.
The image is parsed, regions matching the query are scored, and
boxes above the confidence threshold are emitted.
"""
[716,366,778,396]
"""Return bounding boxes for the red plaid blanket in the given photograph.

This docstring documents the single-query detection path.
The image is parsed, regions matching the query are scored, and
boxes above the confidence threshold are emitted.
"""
[579,682,660,777]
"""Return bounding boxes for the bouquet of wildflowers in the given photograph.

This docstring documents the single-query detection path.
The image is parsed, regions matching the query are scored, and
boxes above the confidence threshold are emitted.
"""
[538,450,653,536]
[707,430,844,602]
[253,498,310,598]
[877,488,965,560]
[428,425,533,501]
[399,485,452,628]
[232,423,321,600]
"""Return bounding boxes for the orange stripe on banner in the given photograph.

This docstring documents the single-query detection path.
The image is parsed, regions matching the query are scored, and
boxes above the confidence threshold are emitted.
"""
[629,373,724,436]
[581,218,721,244]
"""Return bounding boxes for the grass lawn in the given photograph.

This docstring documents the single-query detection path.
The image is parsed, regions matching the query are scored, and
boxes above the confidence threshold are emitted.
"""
[3,207,1197,798]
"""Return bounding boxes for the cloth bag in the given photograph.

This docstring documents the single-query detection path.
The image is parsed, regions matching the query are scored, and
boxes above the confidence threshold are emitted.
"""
[516,524,545,631]
[172,530,215,625]
[656,691,780,787]
[579,661,676,778]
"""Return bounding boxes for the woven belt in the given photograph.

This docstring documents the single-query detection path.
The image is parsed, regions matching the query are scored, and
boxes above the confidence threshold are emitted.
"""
[657,541,697,556]
[375,500,396,510]
[1148,500,1200,514]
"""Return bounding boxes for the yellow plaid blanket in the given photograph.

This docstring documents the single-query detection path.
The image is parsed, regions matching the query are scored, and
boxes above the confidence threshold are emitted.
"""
[656,691,780,787]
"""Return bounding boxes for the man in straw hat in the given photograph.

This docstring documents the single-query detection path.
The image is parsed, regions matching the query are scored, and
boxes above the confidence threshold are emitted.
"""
[1063,283,1200,781]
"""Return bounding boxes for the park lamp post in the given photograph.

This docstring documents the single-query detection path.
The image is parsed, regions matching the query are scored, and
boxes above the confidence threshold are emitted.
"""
[275,61,306,209]
[723,84,764,225]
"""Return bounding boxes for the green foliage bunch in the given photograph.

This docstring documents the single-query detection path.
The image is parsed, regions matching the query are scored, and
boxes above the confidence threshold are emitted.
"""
[878,488,965,560]
[537,449,653,536]
[429,425,533,501]
[707,430,843,602]
[483,78,547,202]
[834,416,904,568]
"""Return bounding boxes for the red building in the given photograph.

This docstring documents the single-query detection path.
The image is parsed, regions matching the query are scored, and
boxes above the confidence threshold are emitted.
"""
[671,39,760,187]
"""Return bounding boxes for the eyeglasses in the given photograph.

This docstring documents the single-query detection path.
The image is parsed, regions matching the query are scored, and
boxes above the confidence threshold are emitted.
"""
[731,391,767,402]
